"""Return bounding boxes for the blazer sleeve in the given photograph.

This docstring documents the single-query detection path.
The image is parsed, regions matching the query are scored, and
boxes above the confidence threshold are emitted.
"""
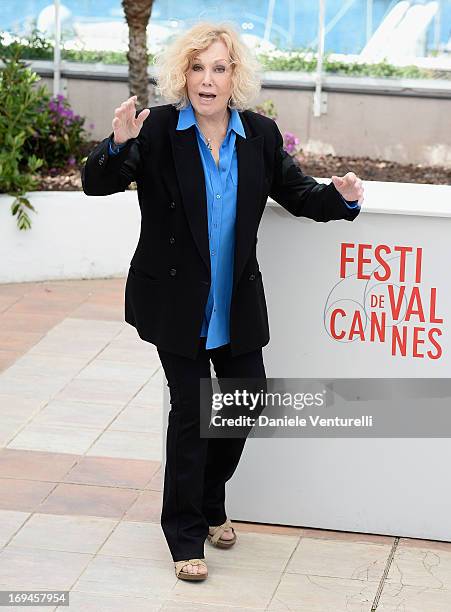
[81,111,150,196]
[269,122,361,223]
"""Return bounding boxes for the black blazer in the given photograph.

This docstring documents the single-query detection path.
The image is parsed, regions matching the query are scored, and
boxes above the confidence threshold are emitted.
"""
[81,103,360,359]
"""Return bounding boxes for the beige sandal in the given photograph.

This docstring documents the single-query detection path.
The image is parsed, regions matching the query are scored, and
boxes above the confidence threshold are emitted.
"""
[174,558,208,581]
[207,518,237,548]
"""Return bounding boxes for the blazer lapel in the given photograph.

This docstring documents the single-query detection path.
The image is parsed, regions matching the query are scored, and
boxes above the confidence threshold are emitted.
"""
[169,110,264,287]
[233,115,264,289]
[169,126,211,276]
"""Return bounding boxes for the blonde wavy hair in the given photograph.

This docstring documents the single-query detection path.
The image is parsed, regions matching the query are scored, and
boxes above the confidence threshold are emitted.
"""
[154,22,262,111]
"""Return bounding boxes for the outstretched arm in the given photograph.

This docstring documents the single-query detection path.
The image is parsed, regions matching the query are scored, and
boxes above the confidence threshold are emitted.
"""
[269,122,363,222]
[81,96,150,196]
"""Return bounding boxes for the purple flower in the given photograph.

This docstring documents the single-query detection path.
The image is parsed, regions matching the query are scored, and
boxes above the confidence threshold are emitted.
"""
[88,123,95,130]
[68,156,76,165]
[284,131,300,155]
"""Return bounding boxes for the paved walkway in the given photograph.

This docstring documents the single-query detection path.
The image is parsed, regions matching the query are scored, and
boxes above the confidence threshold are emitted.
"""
[1,278,450,611]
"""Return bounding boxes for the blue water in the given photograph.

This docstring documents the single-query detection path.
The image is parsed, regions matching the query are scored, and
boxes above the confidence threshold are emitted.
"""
[1,0,450,54]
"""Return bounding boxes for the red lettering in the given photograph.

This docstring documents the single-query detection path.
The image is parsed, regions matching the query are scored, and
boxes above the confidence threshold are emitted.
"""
[388,285,405,321]
[392,326,407,356]
[415,248,423,283]
[370,311,386,342]
[340,243,355,279]
[357,244,372,280]
[412,326,425,358]
[370,294,384,308]
[330,308,346,339]
[393,246,413,282]
[349,310,365,340]
[430,288,443,323]
[374,245,391,282]
[405,287,425,322]
[427,328,443,360]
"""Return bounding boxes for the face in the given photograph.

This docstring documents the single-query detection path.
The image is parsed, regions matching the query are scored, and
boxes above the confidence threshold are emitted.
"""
[185,39,233,117]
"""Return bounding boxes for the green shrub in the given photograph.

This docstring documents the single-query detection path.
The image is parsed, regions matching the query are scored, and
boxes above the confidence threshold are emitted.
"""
[0,42,89,230]
[0,42,47,230]
[24,94,88,171]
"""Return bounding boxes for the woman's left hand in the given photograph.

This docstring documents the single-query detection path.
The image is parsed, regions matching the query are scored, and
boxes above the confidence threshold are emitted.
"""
[331,172,364,204]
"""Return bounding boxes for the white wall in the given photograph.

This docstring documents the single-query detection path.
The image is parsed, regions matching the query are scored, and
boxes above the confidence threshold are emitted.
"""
[0,191,140,283]
[1,180,450,284]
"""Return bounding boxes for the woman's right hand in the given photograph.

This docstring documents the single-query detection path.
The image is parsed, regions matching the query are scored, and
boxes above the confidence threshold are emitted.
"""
[112,95,151,145]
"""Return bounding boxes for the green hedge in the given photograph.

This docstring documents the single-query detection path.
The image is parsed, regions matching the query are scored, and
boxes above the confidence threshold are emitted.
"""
[258,53,436,79]
[0,29,447,80]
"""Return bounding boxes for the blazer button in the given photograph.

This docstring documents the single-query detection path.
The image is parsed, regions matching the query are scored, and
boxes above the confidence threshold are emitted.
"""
[169,268,177,277]
[249,273,256,281]
[169,201,176,209]
[169,236,175,244]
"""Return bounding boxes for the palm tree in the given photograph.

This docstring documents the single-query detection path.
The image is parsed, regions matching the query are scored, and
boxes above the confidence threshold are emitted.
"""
[122,0,155,109]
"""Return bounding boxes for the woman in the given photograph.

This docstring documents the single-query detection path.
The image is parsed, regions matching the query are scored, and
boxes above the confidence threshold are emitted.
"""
[81,21,363,581]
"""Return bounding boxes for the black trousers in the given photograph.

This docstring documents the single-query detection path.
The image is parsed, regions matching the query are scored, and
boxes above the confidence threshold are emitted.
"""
[157,336,266,562]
